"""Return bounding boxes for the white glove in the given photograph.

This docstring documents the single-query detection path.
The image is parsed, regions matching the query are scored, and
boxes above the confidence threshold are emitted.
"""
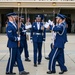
[30,39,33,43]
[22,30,27,32]
[43,41,45,43]
[44,22,50,28]
[17,37,20,41]
[51,21,55,26]
[48,20,52,24]
[48,20,54,26]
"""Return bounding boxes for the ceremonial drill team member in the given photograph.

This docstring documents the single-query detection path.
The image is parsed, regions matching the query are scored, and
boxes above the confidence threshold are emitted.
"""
[60,15,68,64]
[6,12,29,75]
[19,16,31,62]
[30,15,46,67]
[46,14,67,74]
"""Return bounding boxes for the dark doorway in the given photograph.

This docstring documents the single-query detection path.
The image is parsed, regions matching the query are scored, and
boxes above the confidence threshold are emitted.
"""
[0,9,13,33]
[66,14,71,33]
[1,14,8,33]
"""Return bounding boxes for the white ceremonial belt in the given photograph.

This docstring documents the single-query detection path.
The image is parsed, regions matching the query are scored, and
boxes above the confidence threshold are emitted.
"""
[33,33,41,35]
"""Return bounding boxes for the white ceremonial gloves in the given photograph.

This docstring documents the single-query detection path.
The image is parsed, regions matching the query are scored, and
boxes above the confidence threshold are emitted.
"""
[30,39,33,43]
[43,41,45,43]
[17,36,20,41]
[22,30,27,33]
[48,19,52,24]
[48,20,54,26]
[44,22,50,28]
[48,20,55,28]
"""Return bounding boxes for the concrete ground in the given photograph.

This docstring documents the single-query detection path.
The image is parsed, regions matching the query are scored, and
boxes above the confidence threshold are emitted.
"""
[0,33,75,75]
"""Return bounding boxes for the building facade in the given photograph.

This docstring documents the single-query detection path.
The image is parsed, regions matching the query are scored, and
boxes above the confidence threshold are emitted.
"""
[0,0,75,33]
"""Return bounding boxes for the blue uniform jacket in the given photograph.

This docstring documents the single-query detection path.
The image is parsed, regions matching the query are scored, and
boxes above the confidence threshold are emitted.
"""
[30,22,46,42]
[20,23,27,47]
[50,22,67,48]
[6,22,18,48]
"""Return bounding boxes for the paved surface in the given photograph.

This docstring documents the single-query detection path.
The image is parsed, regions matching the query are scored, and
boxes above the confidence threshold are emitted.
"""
[0,33,75,75]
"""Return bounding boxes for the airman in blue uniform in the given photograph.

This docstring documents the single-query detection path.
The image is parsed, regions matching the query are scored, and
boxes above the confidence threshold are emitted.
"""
[45,17,68,64]
[6,12,29,75]
[46,14,67,74]
[19,16,31,62]
[30,15,46,67]
[59,15,68,64]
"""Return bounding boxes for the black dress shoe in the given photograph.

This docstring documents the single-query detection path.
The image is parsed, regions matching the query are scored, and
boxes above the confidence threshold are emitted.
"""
[47,71,56,74]
[19,71,29,75]
[45,57,49,60]
[59,70,67,74]
[6,72,16,75]
[38,62,41,65]
[25,58,31,62]
[34,64,37,67]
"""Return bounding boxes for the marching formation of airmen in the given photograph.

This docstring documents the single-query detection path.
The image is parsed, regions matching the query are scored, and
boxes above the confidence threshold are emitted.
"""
[6,12,68,75]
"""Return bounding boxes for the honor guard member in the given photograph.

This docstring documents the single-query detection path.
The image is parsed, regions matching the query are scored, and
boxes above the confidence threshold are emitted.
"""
[30,15,46,67]
[60,15,68,64]
[54,15,68,65]
[19,16,31,62]
[6,12,29,75]
[46,14,67,74]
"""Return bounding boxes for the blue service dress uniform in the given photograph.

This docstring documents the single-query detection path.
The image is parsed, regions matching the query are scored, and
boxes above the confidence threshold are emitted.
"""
[48,22,67,72]
[6,21,24,73]
[49,21,68,63]
[19,23,29,58]
[30,22,46,65]
[59,21,68,64]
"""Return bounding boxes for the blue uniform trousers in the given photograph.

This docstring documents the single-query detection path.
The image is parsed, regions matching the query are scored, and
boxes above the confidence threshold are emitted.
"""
[49,43,65,64]
[19,40,29,58]
[33,42,42,64]
[48,43,54,57]
[48,47,67,72]
[48,43,53,58]
[6,48,24,73]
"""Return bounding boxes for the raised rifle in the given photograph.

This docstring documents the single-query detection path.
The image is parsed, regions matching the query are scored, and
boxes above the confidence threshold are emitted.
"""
[17,4,21,47]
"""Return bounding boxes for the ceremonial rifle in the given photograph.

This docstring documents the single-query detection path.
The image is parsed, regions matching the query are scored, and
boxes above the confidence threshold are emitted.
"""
[17,2,21,47]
